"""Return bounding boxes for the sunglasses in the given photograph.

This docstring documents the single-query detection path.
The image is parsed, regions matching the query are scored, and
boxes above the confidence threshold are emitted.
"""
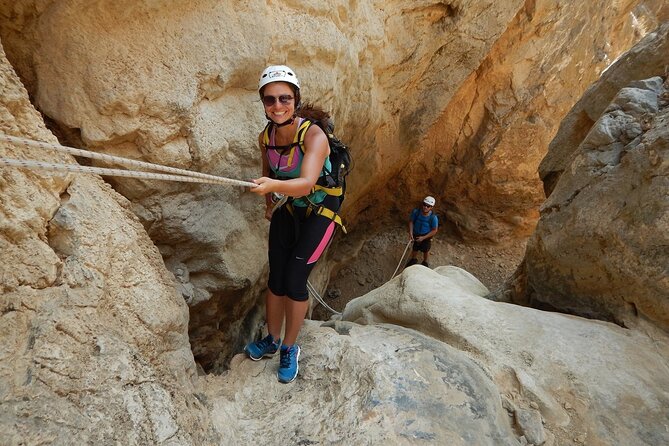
[262,95,294,107]
[422,203,433,208]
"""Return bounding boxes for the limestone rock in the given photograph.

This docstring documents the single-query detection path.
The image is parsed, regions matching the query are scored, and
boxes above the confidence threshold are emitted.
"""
[202,320,519,446]
[342,266,669,445]
[518,74,669,331]
[387,1,663,240]
[0,43,215,445]
[541,22,669,196]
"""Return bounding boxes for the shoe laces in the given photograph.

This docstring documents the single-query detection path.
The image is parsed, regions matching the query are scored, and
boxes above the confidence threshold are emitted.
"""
[280,346,295,368]
[257,335,275,351]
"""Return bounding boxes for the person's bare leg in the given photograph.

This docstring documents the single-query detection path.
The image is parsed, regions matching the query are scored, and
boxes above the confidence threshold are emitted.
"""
[266,290,285,341]
[423,251,430,263]
[282,298,309,345]
[407,249,419,265]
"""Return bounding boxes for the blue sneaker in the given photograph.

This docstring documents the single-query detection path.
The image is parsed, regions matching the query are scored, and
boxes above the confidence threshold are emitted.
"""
[277,344,300,383]
[244,334,280,361]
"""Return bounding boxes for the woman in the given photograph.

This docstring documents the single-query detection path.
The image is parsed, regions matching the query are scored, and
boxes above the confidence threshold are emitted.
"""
[245,65,340,383]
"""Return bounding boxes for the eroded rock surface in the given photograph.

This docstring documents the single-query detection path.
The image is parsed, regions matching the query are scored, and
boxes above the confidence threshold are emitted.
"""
[0,44,215,445]
[500,30,669,332]
[0,2,662,367]
[390,1,663,240]
[202,320,518,446]
[342,266,669,446]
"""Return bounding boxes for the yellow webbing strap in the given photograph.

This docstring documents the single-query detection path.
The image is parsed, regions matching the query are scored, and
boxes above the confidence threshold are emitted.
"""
[263,120,313,168]
[312,184,343,196]
[314,206,347,234]
[270,120,346,232]
[283,201,346,234]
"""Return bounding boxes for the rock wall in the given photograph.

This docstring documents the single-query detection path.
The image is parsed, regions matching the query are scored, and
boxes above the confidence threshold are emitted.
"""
[389,0,663,240]
[500,24,669,334]
[0,1,661,368]
[0,44,215,444]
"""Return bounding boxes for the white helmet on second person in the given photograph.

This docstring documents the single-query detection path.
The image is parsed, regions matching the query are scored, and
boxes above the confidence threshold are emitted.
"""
[258,65,300,92]
[423,196,436,206]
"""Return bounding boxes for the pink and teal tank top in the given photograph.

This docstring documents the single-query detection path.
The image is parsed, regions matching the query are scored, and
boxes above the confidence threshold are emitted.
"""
[266,118,332,207]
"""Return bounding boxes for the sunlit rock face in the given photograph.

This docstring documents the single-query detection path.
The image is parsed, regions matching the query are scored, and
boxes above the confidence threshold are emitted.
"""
[0,43,216,444]
[503,24,669,333]
[0,1,662,367]
[388,1,665,241]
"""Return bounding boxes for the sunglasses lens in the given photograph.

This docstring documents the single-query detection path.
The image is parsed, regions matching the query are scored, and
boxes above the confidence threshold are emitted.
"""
[262,95,294,106]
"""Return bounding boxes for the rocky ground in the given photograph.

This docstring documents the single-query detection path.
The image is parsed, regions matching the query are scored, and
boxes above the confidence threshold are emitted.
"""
[312,226,527,320]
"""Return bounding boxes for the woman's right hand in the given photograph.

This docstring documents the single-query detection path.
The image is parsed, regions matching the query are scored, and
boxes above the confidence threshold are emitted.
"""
[250,176,276,196]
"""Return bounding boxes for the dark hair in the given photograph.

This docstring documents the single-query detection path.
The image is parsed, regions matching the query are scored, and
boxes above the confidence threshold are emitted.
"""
[297,103,334,131]
[297,103,330,121]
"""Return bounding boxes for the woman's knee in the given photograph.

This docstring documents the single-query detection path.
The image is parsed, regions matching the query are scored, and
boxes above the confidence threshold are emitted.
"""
[284,280,309,301]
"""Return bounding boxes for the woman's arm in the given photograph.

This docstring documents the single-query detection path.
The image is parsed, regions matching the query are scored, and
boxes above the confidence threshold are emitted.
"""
[251,125,329,197]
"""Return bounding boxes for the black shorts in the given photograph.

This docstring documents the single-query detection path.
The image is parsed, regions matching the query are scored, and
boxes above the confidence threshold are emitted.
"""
[412,235,432,253]
[267,195,340,301]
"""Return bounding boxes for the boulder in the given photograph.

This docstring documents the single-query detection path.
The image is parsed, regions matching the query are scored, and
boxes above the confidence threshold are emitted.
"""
[0,43,215,445]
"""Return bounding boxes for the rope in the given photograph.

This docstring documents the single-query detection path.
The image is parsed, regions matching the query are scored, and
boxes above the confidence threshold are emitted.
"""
[0,133,256,188]
[389,239,413,281]
[2,133,347,315]
[307,280,341,315]
[0,157,255,186]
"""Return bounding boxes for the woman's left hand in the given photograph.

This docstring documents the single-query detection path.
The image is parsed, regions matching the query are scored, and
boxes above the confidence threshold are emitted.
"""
[250,177,276,195]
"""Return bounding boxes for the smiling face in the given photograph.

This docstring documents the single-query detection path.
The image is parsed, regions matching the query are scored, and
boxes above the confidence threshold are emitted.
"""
[261,81,296,125]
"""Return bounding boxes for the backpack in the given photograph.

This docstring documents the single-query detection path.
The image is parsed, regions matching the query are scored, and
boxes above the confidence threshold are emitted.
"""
[309,118,352,202]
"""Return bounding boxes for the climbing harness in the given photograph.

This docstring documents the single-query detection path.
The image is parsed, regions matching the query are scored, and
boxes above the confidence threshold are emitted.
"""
[390,239,414,281]
[0,133,256,188]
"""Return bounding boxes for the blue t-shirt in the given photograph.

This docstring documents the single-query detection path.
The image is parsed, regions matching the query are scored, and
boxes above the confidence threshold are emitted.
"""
[410,208,438,235]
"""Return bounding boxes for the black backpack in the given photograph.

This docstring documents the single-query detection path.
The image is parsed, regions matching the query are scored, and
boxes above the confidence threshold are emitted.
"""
[309,119,352,202]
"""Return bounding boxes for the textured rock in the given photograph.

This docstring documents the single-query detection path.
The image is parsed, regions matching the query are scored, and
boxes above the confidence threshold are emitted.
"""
[541,22,669,196]
[487,23,668,337]
[511,74,668,332]
[0,43,215,445]
[342,266,669,446]
[525,73,669,330]
[389,1,665,241]
[203,320,519,445]
[0,2,660,367]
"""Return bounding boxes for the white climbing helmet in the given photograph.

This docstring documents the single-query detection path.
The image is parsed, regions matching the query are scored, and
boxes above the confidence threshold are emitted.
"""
[423,196,436,206]
[258,65,300,91]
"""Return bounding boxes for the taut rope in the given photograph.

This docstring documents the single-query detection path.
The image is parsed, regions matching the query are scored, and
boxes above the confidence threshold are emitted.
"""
[0,133,256,188]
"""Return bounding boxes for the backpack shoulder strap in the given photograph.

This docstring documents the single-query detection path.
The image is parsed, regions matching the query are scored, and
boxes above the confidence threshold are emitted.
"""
[295,119,313,152]
[262,122,272,147]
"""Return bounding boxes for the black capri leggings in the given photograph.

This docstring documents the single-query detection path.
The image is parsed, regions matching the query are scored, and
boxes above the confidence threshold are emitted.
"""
[267,195,340,301]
